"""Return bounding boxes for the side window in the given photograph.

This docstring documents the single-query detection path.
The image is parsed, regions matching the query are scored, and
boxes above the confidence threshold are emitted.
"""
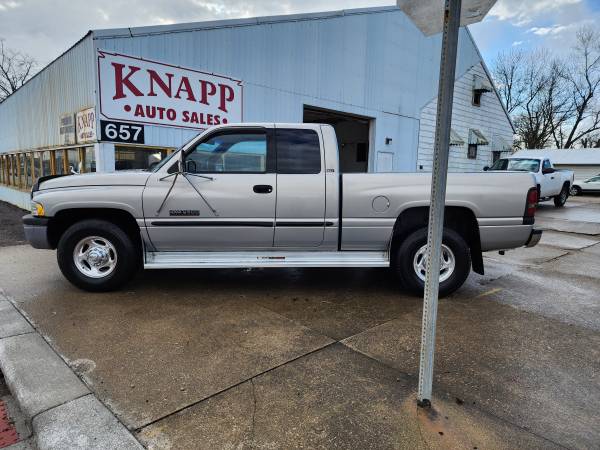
[542,160,552,170]
[276,129,321,174]
[186,132,267,173]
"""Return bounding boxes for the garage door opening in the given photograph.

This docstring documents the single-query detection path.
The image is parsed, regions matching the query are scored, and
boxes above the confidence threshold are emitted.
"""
[303,106,371,173]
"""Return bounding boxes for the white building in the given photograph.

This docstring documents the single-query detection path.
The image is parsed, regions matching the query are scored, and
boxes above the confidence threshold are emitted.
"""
[513,149,600,180]
[0,6,513,208]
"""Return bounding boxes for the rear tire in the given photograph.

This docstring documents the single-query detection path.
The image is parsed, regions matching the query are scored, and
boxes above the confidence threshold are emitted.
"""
[554,186,569,207]
[57,219,140,292]
[393,227,471,297]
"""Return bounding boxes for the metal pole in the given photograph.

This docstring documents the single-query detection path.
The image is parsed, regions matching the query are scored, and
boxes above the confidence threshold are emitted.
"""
[417,0,462,408]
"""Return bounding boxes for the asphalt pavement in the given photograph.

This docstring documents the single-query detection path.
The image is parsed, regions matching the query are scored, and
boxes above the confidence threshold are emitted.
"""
[0,197,599,449]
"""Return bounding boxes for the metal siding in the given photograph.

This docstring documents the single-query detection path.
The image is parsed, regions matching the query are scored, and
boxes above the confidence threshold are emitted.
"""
[91,9,485,171]
[0,35,95,153]
[1,7,496,176]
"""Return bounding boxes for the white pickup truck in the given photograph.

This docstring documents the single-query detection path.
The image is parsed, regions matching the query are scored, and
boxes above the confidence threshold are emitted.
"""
[485,155,574,207]
[23,123,542,295]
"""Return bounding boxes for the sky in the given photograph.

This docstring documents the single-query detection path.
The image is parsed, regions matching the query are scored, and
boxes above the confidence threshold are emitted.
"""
[0,0,599,69]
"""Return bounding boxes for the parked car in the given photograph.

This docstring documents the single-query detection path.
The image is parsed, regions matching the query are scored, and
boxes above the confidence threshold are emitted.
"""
[484,156,574,207]
[571,175,600,195]
[23,123,542,295]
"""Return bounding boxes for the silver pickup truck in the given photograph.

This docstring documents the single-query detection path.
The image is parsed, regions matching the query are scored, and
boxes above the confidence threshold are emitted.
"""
[23,123,541,295]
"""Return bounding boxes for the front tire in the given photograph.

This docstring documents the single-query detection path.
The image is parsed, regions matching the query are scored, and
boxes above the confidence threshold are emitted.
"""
[57,219,140,292]
[554,186,569,207]
[570,185,581,196]
[393,227,471,297]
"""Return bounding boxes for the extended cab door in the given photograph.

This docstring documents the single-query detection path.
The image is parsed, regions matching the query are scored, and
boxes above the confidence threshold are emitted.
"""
[143,127,277,251]
[540,159,561,196]
[274,126,326,247]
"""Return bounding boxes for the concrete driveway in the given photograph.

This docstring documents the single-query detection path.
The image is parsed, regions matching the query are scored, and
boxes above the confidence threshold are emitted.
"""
[0,197,599,449]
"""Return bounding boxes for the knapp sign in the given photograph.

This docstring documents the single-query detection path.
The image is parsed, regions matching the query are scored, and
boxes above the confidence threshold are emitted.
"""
[98,50,243,129]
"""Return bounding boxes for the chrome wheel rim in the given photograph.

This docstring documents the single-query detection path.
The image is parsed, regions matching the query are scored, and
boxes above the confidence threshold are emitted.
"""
[413,244,455,283]
[73,236,117,279]
[570,187,577,196]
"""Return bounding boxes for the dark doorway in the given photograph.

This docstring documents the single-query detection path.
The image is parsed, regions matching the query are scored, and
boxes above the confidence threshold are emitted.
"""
[303,106,371,173]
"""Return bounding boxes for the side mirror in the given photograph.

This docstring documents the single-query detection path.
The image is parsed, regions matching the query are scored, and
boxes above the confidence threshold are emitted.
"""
[483,166,489,171]
[542,168,555,175]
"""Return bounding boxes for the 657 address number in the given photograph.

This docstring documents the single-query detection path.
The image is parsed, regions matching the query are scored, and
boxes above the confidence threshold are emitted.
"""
[100,120,145,144]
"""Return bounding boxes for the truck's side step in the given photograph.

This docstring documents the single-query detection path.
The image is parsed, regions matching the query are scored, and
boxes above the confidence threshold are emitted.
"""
[144,251,390,269]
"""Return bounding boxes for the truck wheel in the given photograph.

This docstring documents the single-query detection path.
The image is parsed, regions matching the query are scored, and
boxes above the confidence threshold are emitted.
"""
[554,186,569,207]
[570,185,581,196]
[57,219,140,292]
[394,227,471,297]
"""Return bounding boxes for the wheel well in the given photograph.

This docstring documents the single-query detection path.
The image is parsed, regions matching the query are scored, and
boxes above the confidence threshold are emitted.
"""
[562,181,571,190]
[47,208,142,250]
[390,206,484,275]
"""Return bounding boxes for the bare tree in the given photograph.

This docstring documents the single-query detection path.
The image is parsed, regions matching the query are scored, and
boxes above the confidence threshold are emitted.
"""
[493,26,600,149]
[493,49,527,114]
[0,39,36,102]
[580,133,600,148]
[494,49,567,149]
[557,27,600,148]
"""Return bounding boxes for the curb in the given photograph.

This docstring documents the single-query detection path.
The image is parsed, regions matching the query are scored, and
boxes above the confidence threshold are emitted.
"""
[0,294,143,449]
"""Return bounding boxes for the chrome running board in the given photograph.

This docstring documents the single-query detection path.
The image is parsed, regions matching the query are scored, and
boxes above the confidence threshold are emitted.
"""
[144,250,389,269]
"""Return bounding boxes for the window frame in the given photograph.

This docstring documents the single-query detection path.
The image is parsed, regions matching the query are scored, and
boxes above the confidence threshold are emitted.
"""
[183,127,275,174]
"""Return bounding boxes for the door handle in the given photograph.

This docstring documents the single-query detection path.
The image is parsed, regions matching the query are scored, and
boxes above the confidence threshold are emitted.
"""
[253,184,273,194]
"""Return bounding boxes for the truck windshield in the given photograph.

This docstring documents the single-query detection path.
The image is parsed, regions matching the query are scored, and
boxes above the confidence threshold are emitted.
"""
[490,158,540,172]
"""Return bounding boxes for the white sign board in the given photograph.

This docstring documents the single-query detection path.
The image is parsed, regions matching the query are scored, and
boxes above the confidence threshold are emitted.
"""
[76,107,97,143]
[98,50,243,130]
[59,113,76,145]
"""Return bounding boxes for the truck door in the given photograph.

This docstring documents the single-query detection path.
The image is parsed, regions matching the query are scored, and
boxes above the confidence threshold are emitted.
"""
[143,127,277,251]
[274,127,326,247]
[541,159,561,196]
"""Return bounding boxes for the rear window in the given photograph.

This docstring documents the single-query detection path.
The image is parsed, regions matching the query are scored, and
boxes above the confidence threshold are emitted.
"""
[276,129,321,174]
[490,158,540,172]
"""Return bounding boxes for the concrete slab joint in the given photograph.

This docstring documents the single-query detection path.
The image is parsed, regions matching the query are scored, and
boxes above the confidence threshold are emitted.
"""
[0,323,143,449]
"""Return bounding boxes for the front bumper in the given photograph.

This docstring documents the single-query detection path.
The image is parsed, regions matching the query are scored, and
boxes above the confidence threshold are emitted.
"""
[22,215,52,249]
[525,229,543,248]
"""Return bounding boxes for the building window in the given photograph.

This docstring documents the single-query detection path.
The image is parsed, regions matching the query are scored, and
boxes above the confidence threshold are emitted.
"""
[115,146,171,171]
[467,144,478,159]
[81,147,96,173]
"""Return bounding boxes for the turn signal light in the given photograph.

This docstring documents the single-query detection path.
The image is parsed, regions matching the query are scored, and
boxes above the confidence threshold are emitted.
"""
[31,201,45,217]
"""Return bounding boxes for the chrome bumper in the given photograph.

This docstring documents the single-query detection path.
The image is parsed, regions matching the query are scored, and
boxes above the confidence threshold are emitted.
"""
[525,229,543,248]
[22,214,52,249]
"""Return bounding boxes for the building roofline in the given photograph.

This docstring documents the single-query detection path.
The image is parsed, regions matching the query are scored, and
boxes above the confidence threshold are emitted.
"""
[91,6,401,39]
[464,27,515,134]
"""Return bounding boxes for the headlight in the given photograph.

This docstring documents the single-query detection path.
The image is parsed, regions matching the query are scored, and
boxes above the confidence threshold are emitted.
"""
[31,201,45,217]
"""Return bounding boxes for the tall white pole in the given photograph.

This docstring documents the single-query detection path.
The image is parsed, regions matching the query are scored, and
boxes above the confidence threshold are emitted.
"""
[417,0,462,408]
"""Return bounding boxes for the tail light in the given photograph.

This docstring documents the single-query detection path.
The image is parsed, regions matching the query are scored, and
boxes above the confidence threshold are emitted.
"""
[524,187,538,223]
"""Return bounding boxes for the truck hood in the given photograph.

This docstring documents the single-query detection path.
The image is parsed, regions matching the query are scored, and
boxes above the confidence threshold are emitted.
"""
[37,171,151,191]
